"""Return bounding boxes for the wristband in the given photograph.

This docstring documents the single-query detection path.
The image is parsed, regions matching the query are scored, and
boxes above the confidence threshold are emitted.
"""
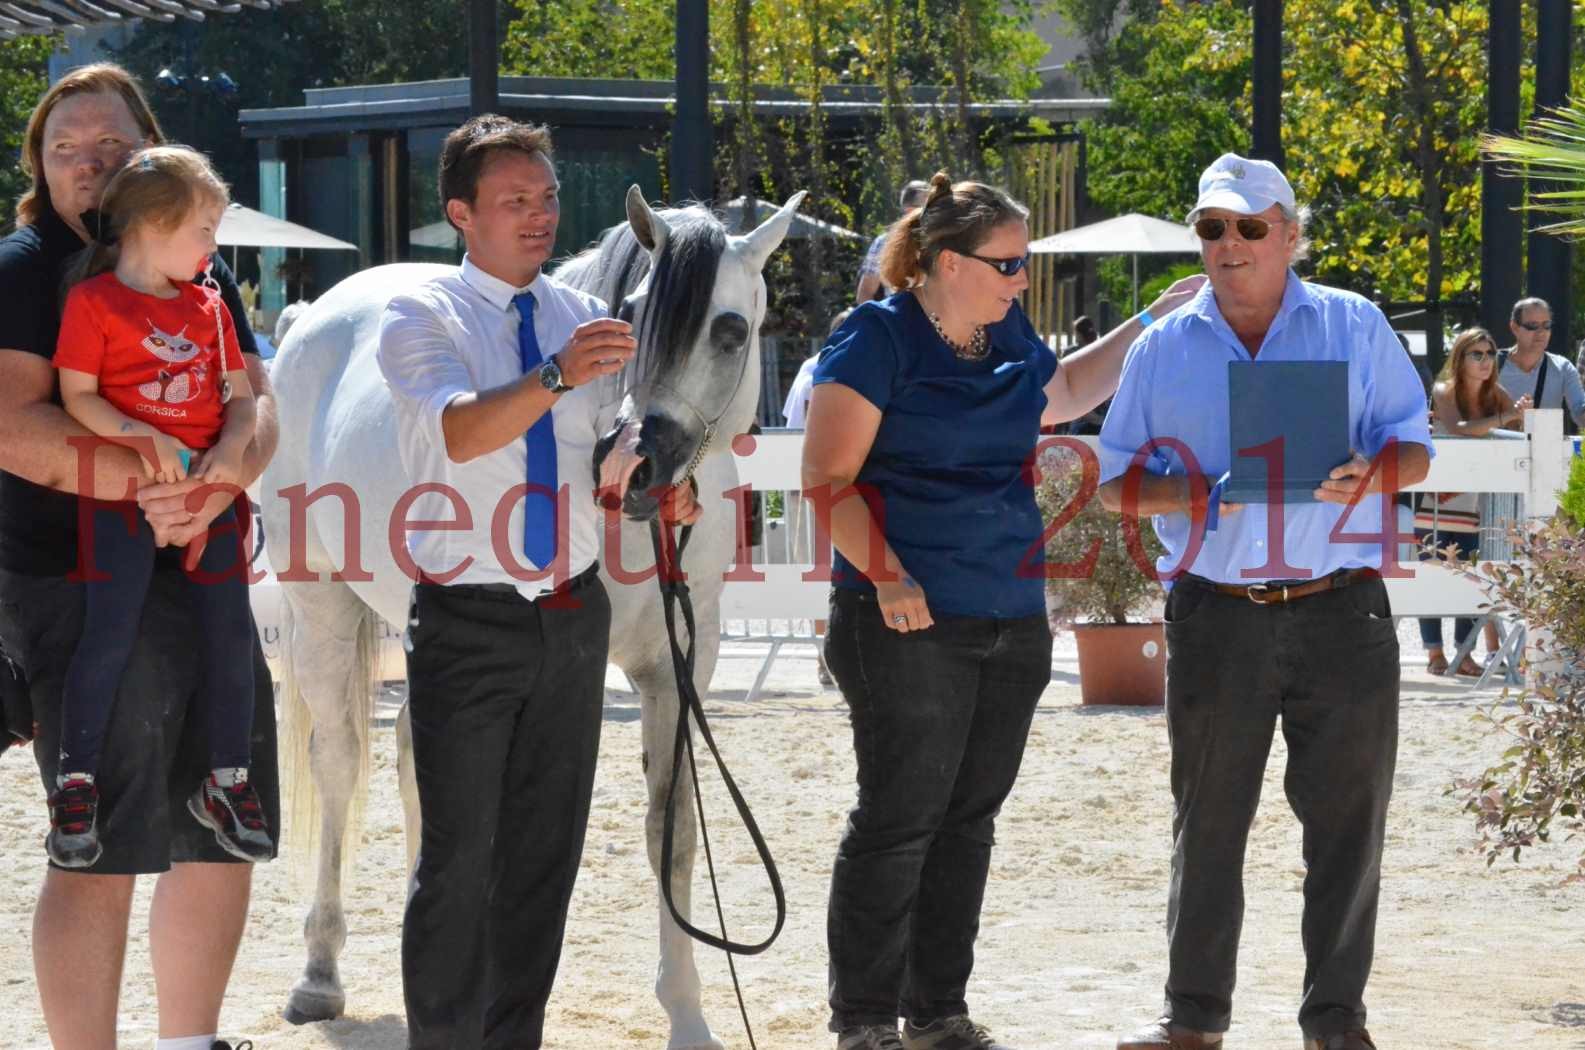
[1137,308,1156,328]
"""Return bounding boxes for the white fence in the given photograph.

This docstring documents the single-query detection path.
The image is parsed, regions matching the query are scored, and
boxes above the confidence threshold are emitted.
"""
[249,411,1577,692]
[728,411,1571,619]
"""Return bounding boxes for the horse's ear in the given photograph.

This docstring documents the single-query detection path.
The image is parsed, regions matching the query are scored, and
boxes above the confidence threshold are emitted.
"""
[625,184,671,257]
[741,191,807,273]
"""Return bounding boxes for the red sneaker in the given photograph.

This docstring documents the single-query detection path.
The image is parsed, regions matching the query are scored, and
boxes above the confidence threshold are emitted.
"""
[188,770,274,862]
[46,774,102,868]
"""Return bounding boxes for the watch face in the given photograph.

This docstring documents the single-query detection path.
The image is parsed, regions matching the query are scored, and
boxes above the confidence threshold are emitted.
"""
[541,358,567,391]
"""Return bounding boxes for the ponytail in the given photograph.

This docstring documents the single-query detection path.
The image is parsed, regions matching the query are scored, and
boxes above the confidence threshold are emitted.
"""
[878,210,925,291]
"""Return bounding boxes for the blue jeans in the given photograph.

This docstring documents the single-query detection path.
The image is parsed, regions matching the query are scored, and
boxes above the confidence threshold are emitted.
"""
[823,588,1052,1031]
[1415,529,1478,649]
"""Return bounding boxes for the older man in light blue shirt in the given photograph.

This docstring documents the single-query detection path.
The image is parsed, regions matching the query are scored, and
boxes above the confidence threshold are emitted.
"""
[1105,154,1430,1050]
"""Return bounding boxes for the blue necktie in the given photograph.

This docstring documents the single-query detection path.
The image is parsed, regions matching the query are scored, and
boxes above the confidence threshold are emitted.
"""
[512,292,559,569]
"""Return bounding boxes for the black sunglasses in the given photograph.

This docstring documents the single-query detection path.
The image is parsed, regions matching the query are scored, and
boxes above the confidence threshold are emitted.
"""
[961,251,1029,277]
[1194,216,1281,242]
[1517,319,1553,332]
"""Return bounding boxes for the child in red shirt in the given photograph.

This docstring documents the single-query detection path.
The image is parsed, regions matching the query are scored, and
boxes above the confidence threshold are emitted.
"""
[48,145,272,867]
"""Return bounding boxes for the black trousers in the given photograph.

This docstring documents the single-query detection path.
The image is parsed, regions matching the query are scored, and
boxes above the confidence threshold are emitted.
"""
[1160,574,1399,1040]
[0,556,278,873]
[62,502,255,774]
[401,574,610,1050]
[823,588,1053,1031]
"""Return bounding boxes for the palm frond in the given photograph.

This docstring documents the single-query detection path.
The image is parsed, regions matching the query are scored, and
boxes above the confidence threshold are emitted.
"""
[1482,105,1585,237]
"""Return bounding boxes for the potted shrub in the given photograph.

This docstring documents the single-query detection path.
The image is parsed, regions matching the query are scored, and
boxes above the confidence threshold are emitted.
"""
[1034,439,1168,706]
[1456,451,1585,877]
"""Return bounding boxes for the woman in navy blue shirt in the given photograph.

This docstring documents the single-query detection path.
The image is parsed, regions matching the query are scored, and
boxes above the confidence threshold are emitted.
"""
[803,172,1202,1050]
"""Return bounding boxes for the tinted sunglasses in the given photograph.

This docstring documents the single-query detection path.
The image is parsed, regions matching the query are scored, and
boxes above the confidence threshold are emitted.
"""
[962,251,1029,277]
[1517,319,1553,332]
[1194,216,1281,242]
[1465,349,1496,363]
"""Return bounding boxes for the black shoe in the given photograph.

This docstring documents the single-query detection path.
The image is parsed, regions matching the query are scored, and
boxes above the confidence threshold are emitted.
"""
[188,770,274,862]
[212,1041,255,1050]
[46,774,102,868]
[904,1015,1017,1049]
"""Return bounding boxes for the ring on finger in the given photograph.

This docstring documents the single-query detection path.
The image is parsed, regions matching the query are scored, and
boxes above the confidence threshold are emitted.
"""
[892,613,907,626]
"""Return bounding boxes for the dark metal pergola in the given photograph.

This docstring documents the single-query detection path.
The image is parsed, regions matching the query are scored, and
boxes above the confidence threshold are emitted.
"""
[0,0,297,40]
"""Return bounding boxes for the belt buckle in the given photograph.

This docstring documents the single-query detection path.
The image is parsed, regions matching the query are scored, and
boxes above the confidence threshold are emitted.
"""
[1247,583,1288,605]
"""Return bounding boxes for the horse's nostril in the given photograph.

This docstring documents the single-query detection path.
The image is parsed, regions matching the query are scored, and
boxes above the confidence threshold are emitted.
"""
[629,458,654,492]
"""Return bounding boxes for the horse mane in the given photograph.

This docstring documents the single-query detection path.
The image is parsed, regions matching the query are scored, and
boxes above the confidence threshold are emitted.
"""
[553,206,727,394]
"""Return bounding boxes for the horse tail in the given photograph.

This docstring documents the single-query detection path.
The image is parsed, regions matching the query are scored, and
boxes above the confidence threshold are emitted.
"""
[278,586,382,887]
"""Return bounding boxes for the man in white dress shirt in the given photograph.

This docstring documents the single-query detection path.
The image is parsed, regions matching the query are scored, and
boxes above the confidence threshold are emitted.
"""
[376,115,696,1050]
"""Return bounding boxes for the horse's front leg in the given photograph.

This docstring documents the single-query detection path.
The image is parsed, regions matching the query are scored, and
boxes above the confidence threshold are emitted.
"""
[635,653,726,1050]
[280,583,375,1025]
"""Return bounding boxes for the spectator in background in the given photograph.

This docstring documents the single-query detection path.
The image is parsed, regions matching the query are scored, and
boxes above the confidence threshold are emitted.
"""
[854,180,932,303]
[1499,297,1585,433]
[781,307,853,689]
[1065,314,1106,435]
[1416,327,1529,676]
[1071,314,1098,348]
[781,308,852,430]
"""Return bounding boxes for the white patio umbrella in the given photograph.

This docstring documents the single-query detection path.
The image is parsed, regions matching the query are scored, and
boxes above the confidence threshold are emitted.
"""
[409,219,461,251]
[216,203,359,283]
[1028,213,1199,312]
[217,203,358,252]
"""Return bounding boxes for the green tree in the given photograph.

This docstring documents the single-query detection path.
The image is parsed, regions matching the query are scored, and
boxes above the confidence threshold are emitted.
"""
[1077,0,1502,314]
[0,35,55,226]
[501,0,673,80]
[108,0,474,204]
[1079,2,1252,229]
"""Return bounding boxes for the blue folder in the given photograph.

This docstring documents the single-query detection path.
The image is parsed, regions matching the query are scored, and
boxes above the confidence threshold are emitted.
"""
[1221,360,1351,504]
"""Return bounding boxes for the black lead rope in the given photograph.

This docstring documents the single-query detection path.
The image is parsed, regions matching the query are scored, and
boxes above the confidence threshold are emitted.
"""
[648,516,786,1049]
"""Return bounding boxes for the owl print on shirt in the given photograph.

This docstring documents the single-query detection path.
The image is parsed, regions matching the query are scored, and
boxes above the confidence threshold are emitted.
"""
[136,321,209,405]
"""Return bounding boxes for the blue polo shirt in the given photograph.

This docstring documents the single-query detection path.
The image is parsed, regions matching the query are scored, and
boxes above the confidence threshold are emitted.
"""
[1098,272,1433,584]
[811,293,1058,618]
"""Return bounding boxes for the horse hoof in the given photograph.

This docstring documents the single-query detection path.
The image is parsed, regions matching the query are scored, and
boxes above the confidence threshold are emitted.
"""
[283,986,345,1025]
[668,1036,726,1050]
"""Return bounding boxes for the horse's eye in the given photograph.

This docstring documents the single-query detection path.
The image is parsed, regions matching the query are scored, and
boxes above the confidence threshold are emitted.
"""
[710,312,749,352]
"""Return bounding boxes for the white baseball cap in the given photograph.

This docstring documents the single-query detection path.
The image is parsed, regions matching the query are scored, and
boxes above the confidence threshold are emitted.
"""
[1186,153,1296,223]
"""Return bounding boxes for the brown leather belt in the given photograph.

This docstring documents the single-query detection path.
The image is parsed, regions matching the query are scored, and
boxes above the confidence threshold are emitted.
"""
[1204,568,1377,606]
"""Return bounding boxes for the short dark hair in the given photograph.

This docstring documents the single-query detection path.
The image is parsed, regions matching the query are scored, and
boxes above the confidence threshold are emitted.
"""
[1511,296,1551,324]
[898,179,931,210]
[438,115,554,228]
[1073,315,1098,342]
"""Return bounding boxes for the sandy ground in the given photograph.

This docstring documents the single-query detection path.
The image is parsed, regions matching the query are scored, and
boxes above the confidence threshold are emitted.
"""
[2,623,1582,1050]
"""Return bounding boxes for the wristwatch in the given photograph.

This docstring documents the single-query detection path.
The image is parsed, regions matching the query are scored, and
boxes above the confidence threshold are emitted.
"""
[538,354,573,394]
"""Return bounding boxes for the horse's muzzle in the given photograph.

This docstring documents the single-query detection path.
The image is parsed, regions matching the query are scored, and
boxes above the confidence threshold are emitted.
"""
[593,413,694,521]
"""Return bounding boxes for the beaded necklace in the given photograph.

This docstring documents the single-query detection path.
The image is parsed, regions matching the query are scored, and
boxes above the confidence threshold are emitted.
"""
[926,311,990,361]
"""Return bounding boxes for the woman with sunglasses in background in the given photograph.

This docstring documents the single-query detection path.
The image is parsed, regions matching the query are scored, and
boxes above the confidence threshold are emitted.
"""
[802,170,1204,1050]
[1415,327,1529,676]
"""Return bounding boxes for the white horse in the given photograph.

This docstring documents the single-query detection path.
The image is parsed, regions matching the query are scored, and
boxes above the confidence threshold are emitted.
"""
[260,186,805,1049]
